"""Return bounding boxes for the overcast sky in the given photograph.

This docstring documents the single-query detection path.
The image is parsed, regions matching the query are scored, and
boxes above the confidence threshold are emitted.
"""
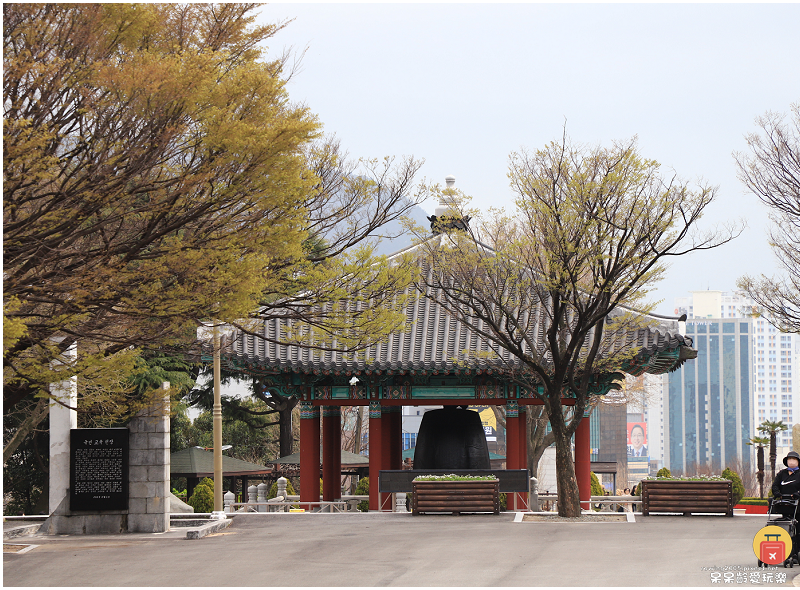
[257,3,799,316]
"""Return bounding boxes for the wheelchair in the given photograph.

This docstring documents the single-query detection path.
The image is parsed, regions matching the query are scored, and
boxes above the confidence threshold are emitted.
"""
[759,496,800,568]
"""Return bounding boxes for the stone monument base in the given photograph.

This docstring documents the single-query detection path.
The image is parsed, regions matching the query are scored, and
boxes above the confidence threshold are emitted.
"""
[39,495,128,535]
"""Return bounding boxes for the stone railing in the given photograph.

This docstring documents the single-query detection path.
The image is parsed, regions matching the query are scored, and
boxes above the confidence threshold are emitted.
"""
[224,478,374,513]
[535,494,643,513]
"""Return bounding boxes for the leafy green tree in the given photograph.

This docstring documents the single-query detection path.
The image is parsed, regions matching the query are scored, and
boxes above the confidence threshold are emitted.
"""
[722,467,746,505]
[185,367,297,458]
[355,477,370,512]
[747,436,770,498]
[590,472,604,497]
[758,420,788,482]
[2,411,48,515]
[187,404,280,467]
[3,3,424,462]
[415,132,740,516]
[2,2,316,458]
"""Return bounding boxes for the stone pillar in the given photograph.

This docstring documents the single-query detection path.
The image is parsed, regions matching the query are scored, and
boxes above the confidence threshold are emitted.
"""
[223,490,234,513]
[395,492,408,513]
[368,401,383,511]
[530,477,539,512]
[322,405,341,501]
[247,485,258,504]
[299,402,321,509]
[127,383,170,532]
[575,411,591,512]
[257,482,268,512]
[49,342,77,514]
[277,477,287,499]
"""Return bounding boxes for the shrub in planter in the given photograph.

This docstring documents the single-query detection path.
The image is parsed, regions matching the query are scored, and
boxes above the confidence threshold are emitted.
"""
[721,467,745,505]
[656,467,672,478]
[187,483,214,513]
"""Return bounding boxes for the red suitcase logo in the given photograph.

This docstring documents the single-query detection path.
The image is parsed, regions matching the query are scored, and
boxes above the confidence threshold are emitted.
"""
[761,534,786,565]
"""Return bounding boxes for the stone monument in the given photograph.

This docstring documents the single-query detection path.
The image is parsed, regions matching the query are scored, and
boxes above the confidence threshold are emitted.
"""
[40,383,171,534]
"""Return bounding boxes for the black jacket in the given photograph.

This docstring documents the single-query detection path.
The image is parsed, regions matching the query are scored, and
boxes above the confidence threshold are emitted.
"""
[772,468,800,498]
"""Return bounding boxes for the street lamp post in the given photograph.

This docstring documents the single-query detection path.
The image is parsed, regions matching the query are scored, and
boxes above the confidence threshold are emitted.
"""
[210,322,226,520]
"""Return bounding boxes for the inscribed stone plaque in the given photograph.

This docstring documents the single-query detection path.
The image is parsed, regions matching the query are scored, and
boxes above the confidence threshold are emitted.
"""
[70,428,129,511]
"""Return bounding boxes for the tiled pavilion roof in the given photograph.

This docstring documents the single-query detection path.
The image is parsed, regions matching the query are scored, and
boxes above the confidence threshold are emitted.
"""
[225,236,696,378]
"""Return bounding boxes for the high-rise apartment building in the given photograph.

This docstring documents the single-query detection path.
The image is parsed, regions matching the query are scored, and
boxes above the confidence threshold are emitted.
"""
[676,291,798,453]
[665,316,753,473]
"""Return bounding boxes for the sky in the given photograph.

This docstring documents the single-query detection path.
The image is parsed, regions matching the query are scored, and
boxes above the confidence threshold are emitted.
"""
[254,3,800,317]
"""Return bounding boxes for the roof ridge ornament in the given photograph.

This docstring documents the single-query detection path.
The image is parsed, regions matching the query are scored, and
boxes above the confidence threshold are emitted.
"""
[427,175,471,235]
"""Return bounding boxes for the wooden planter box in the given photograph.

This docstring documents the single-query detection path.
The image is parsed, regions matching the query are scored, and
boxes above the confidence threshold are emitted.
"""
[412,480,500,515]
[641,480,733,517]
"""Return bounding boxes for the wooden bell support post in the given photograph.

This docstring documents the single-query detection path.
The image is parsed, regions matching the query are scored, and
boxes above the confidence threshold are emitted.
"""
[368,401,383,511]
[299,402,321,509]
[322,406,342,501]
[505,400,520,510]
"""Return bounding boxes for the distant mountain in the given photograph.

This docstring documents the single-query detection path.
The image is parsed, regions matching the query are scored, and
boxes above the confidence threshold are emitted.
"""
[369,204,432,257]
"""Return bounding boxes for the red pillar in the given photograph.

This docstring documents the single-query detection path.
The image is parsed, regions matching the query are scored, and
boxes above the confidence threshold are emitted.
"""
[575,410,591,512]
[505,401,520,510]
[380,406,396,510]
[299,402,320,509]
[322,406,341,501]
[368,401,383,511]
[516,405,528,510]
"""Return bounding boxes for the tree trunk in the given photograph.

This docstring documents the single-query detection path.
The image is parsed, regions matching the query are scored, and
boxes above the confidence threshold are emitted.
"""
[758,446,765,499]
[527,406,553,481]
[352,406,364,455]
[553,427,581,517]
[548,400,581,517]
[3,398,49,463]
[770,433,777,481]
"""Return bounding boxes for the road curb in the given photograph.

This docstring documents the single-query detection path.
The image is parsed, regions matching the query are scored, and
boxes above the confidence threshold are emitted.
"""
[185,518,231,539]
[3,524,42,540]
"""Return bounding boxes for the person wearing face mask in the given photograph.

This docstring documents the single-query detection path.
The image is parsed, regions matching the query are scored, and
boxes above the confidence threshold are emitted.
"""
[771,451,800,519]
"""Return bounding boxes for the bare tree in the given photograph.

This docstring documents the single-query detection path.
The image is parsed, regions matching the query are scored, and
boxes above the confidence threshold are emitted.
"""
[415,132,741,516]
[735,103,800,332]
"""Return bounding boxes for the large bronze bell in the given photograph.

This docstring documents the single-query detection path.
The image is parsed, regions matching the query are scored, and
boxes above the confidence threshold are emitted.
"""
[413,406,490,470]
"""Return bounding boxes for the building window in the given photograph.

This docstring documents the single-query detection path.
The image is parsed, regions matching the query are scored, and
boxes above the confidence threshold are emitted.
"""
[402,433,417,450]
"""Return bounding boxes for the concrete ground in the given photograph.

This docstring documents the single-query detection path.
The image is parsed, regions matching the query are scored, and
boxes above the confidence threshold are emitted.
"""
[3,513,799,587]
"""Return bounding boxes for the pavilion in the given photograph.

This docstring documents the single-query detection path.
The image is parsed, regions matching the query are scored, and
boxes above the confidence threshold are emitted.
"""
[217,193,696,511]
[170,446,272,499]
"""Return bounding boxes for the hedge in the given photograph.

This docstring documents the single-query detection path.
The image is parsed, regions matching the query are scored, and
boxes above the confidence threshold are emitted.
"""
[738,497,769,506]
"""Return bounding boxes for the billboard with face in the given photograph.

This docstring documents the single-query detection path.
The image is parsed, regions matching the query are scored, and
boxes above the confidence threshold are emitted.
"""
[627,422,648,458]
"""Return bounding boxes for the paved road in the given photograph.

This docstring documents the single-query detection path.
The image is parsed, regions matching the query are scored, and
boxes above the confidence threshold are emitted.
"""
[4,513,799,586]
